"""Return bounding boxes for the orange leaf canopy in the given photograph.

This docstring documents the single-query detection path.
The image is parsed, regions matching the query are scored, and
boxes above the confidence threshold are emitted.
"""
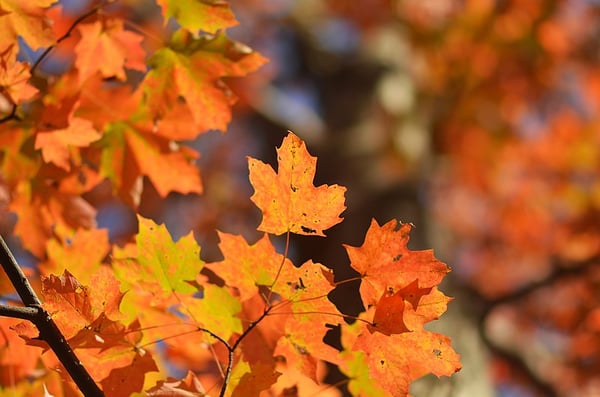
[248,131,346,236]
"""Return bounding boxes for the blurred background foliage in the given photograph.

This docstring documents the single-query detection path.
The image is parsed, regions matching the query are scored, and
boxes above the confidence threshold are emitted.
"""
[9,0,600,396]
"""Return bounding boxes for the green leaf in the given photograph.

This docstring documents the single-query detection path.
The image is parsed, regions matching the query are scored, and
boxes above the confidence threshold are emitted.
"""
[114,215,203,295]
[181,284,242,341]
[156,0,238,34]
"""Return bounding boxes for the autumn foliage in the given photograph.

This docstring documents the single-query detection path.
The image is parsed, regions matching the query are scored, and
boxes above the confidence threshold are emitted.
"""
[0,1,460,397]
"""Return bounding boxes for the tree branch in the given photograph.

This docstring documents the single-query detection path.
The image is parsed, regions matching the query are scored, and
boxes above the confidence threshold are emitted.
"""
[0,304,39,321]
[0,235,104,396]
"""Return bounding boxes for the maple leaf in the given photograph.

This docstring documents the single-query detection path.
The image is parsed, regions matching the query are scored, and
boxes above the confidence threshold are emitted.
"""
[270,260,343,378]
[124,126,203,197]
[35,116,102,171]
[113,215,203,296]
[100,350,158,397]
[0,44,38,104]
[0,318,41,385]
[345,219,450,308]
[268,361,342,397]
[0,126,39,185]
[248,132,347,236]
[42,226,110,283]
[39,269,124,340]
[140,30,267,133]
[156,0,238,33]
[231,362,281,397]
[369,280,432,335]
[238,293,289,371]
[0,0,57,51]
[178,284,243,342]
[206,231,295,302]
[74,19,146,84]
[9,180,97,258]
[341,312,461,397]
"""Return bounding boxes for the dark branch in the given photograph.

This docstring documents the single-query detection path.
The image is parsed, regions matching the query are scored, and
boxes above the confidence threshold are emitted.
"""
[219,307,272,397]
[0,304,39,321]
[0,103,20,123]
[0,236,104,396]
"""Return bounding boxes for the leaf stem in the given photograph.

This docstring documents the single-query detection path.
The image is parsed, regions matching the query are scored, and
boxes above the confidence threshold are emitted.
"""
[266,230,291,304]
[334,275,363,287]
[266,309,373,325]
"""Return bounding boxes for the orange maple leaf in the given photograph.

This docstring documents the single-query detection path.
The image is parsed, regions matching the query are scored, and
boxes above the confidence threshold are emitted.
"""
[42,226,110,283]
[0,44,38,105]
[35,116,102,171]
[338,219,460,396]
[9,180,97,258]
[342,317,461,397]
[248,132,347,236]
[345,219,449,308]
[231,362,281,397]
[74,19,146,84]
[124,128,203,197]
[0,318,41,385]
[39,269,124,339]
[140,30,267,133]
[100,350,158,397]
[206,231,295,302]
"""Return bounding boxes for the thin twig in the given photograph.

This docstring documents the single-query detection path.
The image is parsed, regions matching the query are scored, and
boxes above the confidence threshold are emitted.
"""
[218,307,272,397]
[30,3,106,76]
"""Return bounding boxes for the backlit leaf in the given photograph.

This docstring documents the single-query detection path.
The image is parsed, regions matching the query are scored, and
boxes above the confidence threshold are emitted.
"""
[248,132,347,236]
[206,231,294,302]
[35,117,101,171]
[345,219,449,309]
[124,126,203,196]
[140,30,267,133]
[155,0,238,33]
[0,44,38,104]
[74,19,145,83]
[113,215,203,295]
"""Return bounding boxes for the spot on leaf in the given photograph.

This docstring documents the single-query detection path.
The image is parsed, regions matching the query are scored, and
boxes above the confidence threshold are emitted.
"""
[301,226,317,234]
